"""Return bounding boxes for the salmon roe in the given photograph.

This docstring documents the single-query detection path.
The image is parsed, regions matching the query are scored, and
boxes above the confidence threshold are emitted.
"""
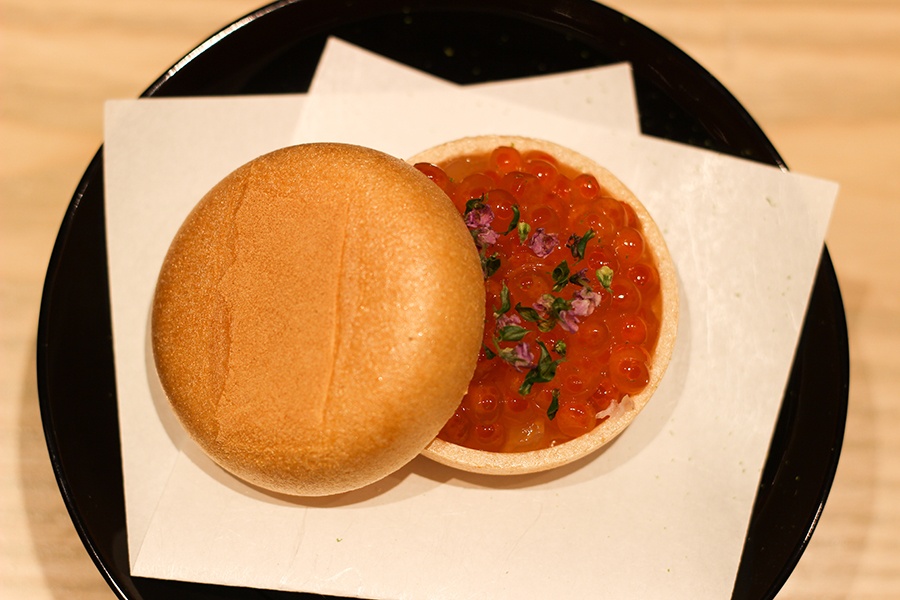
[415,146,662,452]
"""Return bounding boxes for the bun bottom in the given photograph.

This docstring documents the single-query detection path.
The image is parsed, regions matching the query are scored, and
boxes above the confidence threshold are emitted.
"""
[410,136,679,475]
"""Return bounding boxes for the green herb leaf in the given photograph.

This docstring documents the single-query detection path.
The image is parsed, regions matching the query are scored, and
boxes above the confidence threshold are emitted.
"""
[482,253,501,278]
[596,265,614,291]
[568,268,591,287]
[517,221,531,244]
[536,320,556,332]
[483,344,497,359]
[551,260,571,292]
[515,296,573,333]
[515,303,542,323]
[501,204,521,235]
[538,296,572,332]
[494,281,511,317]
[566,229,596,261]
[496,342,534,370]
[546,389,560,420]
[496,325,530,342]
[553,340,567,357]
[465,196,486,214]
[519,341,564,395]
[550,296,572,314]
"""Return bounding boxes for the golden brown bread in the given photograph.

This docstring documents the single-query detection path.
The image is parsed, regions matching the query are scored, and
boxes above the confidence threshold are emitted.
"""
[409,135,679,474]
[152,143,485,496]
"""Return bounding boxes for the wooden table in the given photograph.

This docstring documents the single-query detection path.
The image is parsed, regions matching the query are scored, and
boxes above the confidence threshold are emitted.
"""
[2,1,897,597]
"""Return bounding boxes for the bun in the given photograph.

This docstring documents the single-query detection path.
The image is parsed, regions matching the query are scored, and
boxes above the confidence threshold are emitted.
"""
[152,143,485,496]
[409,136,679,475]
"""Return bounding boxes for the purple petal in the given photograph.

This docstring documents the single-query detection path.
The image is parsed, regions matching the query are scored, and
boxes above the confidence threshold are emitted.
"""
[532,294,554,317]
[527,228,559,258]
[465,205,495,229]
[496,313,522,328]
[570,268,591,287]
[476,227,500,247]
[557,310,581,333]
[571,288,600,317]
[513,342,535,369]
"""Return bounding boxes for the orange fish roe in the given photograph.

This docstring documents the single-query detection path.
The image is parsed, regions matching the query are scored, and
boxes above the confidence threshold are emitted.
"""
[415,145,663,452]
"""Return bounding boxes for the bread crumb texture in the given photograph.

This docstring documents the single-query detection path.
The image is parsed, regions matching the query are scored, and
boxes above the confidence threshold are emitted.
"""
[152,144,485,496]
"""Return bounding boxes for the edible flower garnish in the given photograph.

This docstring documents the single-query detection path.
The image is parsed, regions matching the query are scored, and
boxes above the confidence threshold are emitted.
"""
[498,342,535,372]
[557,287,602,333]
[531,294,571,323]
[527,228,558,257]
[570,286,601,317]
[482,253,501,278]
[567,268,589,287]
[516,294,573,333]
[494,281,512,317]
[495,311,521,329]
[463,197,504,278]
[546,389,561,420]
[514,282,601,334]
[519,341,564,395]
[501,205,521,235]
[517,221,531,244]
[496,323,530,342]
[464,202,493,229]
[566,228,595,261]
[556,310,580,333]
[551,260,571,292]
[553,263,594,291]
[596,266,614,291]
[553,340,567,357]
[465,204,500,248]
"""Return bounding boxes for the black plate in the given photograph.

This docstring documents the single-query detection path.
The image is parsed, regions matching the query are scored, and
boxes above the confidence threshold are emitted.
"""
[37,1,849,598]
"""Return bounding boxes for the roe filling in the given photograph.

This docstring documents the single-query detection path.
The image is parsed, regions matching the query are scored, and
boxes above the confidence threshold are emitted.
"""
[415,145,663,452]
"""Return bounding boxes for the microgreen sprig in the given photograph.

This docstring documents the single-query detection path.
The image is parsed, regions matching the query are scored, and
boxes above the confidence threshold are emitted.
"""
[596,265,614,291]
[514,295,574,333]
[566,228,596,261]
[546,389,561,420]
[553,340,567,357]
[494,281,511,317]
[519,341,564,395]
[482,253,501,278]
[501,205,521,235]
[551,260,571,292]
[496,324,530,342]
[517,221,531,244]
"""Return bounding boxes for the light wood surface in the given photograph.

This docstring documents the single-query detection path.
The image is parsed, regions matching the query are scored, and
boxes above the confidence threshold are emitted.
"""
[2,0,897,598]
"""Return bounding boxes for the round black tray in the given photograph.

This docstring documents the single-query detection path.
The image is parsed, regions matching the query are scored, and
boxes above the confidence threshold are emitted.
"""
[37,1,849,598]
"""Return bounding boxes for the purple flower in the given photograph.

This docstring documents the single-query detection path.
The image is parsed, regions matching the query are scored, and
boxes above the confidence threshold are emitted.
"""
[496,312,522,329]
[464,204,500,248]
[557,310,581,333]
[569,268,591,287]
[498,341,534,371]
[473,227,500,247]
[465,204,495,229]
[570,287,600,317]
[510,342,535,370]
[527,228,559,258]
[532,294,555,318]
